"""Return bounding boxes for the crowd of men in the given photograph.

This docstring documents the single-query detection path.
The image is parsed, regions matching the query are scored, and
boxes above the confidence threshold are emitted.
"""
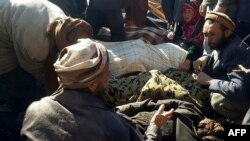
[0,0,250,141]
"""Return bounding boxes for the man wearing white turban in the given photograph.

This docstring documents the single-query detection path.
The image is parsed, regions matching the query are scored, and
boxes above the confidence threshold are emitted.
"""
[21,38,174,141]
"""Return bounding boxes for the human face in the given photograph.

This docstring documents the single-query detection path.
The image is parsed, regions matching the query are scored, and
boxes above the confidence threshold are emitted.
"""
[182,9,194,23]
[203,22,226,50]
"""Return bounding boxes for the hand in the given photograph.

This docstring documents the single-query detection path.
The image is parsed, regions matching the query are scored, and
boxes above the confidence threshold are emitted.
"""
[199,2,207,17]
[196,72,212,85]
[150,104,174,128]
[193,56,208,74]
[233,64,250,74]
[179,59,191,72]
[167,32,175,40]
[213,5,227,14]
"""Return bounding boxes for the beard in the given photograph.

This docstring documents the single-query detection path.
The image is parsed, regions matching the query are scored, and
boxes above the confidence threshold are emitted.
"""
[209,36,228,51]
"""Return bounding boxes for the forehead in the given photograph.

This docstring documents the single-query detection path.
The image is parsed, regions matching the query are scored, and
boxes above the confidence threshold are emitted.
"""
[183,8,194,13]
[203,22,221,32]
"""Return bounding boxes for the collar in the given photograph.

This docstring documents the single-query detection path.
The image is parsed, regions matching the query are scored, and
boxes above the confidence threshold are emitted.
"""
[52,89,109,110]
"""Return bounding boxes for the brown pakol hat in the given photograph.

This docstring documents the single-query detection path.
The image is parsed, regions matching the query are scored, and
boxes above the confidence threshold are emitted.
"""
[205,11,236,31]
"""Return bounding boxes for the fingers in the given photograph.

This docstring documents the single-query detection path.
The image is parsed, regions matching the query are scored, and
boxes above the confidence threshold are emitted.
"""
[162,108,174,120]
[155,104,165,115]
[238,64,246,71]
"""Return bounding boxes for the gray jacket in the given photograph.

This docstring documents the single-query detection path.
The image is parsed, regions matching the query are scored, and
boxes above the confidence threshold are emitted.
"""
[21,89,160,141]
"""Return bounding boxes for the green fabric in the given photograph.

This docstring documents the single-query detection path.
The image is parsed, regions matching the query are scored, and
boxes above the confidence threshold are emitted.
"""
[211,93,250,123]
[108,69,212,111]
[164,68,211,111]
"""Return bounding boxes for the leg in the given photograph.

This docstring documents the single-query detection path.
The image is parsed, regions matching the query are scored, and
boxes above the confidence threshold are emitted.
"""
[86,7,103,40]
[106,10,126,41]
[211,93,250,122]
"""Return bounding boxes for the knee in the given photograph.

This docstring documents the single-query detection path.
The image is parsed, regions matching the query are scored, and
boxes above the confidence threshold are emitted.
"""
[210,93,225,112]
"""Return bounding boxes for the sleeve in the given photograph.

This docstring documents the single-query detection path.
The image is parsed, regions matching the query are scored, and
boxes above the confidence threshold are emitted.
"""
[145,123,161,141]
[209,72,250,100]
[11,0,65,81]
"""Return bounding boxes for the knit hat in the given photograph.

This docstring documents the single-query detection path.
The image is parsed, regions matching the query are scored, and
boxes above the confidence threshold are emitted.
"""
[205,11,236,31]
[54,39,109,89]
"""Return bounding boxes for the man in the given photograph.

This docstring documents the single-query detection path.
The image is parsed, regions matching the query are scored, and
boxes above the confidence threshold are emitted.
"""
[0,0,65,112]
[193,11,250,122]
[86,0,126,41]
[21,39,174,141]
[0,0,92,113]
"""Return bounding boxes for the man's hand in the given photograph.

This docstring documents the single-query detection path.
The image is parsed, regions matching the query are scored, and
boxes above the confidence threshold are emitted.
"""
[233,64,250,74]
[167,31,175,40]
[199,2,207,17]
[196,72,213,85]
[179,59,191,72]
[193,56,208,73]
[213,5,227,14]
[150,104,174,128]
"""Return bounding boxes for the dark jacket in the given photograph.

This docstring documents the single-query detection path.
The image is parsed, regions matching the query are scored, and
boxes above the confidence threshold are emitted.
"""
[209,70,250,101]
[205,35,250,80]
[89,0,124,10]
[21,89,160,141]
[205,35,250,99]
[218,0,250,22]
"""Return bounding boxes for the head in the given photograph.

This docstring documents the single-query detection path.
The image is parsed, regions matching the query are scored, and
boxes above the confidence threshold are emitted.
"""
[203,12,235,50]
[54,39,109,96]
[182,0,200,24]
[46,17,93,51]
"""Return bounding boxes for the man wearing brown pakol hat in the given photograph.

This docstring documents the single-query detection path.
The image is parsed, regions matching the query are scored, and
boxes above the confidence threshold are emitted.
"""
[193,11,250,123]
[21,38,175,141]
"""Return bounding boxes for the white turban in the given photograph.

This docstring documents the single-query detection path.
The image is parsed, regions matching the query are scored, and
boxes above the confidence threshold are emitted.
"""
[54,39,109,89]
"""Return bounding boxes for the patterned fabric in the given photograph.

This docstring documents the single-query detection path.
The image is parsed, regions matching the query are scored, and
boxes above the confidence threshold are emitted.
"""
[98,26,170,45]
[164,68,211,111]
[100,39,187,77]
[125,26,169,45]
[108,69,208,109]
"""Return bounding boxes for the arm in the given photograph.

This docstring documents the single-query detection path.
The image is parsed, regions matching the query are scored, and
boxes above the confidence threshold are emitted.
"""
[145,105,174,141]
[209,71,250,100]
[214,0,235,13]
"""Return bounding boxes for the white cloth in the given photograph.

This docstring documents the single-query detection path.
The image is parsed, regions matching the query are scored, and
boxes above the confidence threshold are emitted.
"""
[99,39,188,76]
[0,0,65,80]
[54,39,108,88]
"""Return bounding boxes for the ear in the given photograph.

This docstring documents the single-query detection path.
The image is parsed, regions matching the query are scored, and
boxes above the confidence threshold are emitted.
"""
[224,29,232,38]
[88,82,98,93]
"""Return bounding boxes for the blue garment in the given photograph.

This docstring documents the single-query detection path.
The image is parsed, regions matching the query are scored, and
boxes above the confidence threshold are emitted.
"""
[237,0,250,23]
[205,35,250,99]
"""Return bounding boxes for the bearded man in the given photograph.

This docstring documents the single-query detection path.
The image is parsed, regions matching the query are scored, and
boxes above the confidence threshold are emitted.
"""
[21,39,174,141]
[193,11,250,123]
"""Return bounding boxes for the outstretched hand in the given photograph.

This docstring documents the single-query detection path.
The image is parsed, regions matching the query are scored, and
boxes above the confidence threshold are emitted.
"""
[150,104,174,128]
[233,64,250,74]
